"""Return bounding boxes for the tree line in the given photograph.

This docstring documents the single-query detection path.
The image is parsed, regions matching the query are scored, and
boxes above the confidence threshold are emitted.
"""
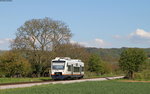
[0,17,107,77]
[0,17,149,79]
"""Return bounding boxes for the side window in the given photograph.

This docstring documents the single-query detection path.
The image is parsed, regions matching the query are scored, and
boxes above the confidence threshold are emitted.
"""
[68,65,71,71]
[82,67,84,71]
[74,67,80,72]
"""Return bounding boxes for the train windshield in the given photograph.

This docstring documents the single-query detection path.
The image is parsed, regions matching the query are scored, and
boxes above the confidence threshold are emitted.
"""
[52,61,65,63]
[52,61,65,70]
[52,65,64,70]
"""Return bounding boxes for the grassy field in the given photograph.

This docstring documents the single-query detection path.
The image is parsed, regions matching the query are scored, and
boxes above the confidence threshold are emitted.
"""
[0,73,119,84]
[1,80,150,94]
[0,77,51,84]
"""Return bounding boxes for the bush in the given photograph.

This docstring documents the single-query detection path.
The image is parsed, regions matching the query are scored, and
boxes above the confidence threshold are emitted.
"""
[88,54,105,74]
[0,51,31,77]
[134,70,150,80]
[84,72,97,78]
[134,73,143,80]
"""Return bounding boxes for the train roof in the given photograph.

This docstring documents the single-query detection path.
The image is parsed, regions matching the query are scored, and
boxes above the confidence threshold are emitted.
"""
[52,57,83,63]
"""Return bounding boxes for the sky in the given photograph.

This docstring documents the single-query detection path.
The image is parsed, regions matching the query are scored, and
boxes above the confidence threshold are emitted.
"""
[0,0,150,50]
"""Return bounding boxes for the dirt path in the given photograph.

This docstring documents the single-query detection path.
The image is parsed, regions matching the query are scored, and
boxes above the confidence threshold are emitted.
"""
[0,76,124,90]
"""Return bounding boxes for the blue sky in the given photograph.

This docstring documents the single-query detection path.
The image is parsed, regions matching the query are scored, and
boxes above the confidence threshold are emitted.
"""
[0,0,150,50]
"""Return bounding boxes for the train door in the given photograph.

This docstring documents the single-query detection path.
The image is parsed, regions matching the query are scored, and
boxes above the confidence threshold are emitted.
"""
[80,65,82,75]
[71,64,73,75]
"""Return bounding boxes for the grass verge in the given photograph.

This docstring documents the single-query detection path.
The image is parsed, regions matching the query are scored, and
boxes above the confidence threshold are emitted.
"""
[0,73,121,84]
[0,77,51,84]
[84,72,122,78]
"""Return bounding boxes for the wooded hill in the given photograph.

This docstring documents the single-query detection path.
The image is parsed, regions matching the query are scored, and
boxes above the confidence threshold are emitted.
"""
[86,47,150,63]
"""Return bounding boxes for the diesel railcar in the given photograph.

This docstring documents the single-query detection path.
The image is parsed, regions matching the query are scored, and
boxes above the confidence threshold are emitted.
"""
[51,57,84,80]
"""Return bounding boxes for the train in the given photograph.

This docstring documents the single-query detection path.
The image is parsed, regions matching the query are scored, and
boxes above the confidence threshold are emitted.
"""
[51,57,84,80]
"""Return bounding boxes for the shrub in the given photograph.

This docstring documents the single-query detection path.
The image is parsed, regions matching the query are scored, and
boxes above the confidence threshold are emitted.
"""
[0,51,31,77]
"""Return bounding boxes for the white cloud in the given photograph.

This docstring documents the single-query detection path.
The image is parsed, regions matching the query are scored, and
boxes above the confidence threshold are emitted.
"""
[113,29,150,40]
[113,29,150,45]
[70,40,88,46]
[0,38,12,45]
[0,38,13,50]
[129,29,150,39]
[71,38,110,48]
[95,38,104,44]
[93,38,106,47]
[128,29,150,43]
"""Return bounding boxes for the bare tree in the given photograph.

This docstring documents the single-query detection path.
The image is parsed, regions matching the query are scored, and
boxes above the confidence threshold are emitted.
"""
[12,17,72,51]
[54,43,90,71]
[11,17,72,77]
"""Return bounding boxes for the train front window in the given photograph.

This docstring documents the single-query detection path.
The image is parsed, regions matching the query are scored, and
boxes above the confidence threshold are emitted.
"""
[52,65,64,70]
[52,61,65,63]
[52,60,65,70]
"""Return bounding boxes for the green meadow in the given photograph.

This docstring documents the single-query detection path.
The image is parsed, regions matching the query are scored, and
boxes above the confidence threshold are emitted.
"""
[1,80,150,94]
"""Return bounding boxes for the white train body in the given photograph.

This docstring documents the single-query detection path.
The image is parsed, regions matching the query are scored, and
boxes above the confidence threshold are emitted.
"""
[51,57,84,80]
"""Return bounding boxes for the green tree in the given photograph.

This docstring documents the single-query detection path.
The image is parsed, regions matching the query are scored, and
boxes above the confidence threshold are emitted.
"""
[0,51,31,77]
[88,54,105,75]
[119,48,147,79]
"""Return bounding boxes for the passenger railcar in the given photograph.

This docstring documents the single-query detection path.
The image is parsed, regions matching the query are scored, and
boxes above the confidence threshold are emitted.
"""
[51,57,84,80]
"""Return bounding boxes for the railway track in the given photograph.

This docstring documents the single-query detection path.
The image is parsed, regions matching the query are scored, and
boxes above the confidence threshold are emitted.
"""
[0,76,124,90]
